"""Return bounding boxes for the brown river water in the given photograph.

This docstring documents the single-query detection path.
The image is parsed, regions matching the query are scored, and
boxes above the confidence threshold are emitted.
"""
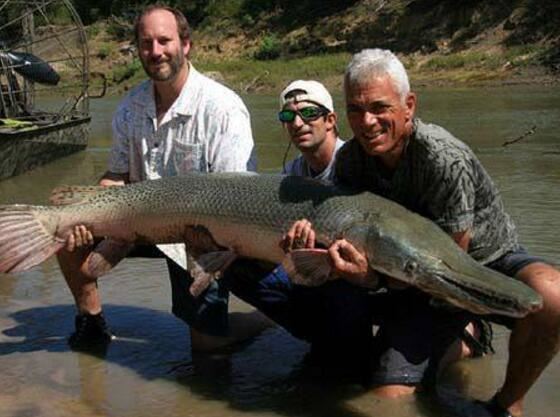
[0,86,559,417]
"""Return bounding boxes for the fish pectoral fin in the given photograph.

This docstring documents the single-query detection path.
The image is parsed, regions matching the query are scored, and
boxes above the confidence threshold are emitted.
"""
[183,225,234,297]
[187,250,237,297]
[184,225,223,256]
[282,249,333,286]
[81,239,134,278]
[195,250,238,274]
[49,185,107,206]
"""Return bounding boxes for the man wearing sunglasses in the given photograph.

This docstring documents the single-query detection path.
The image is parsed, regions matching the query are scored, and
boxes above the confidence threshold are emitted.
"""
[277,80,344,182]
[223,81,376,379]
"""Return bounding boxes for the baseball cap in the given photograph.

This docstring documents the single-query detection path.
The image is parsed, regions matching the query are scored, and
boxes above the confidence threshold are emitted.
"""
[279,80,334,112]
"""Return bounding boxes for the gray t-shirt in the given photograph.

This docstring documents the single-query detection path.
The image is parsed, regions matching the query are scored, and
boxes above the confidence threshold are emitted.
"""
[282,138,345,183]
[335,119,518,264]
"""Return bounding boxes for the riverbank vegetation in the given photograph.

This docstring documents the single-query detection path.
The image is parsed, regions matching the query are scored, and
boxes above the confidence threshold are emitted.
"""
[73,0,559,94]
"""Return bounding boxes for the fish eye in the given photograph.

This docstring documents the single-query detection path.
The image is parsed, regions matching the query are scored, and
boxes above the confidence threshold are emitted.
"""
[404,260,418,274]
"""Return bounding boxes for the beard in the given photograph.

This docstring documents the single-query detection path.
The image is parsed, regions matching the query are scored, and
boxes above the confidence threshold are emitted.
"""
[141,51,185,82]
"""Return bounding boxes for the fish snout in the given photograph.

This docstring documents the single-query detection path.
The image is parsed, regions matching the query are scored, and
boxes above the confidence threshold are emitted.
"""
[528,294,544,314]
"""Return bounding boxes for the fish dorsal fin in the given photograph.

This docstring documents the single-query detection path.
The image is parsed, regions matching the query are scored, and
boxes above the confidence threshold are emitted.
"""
[49,185,106,206]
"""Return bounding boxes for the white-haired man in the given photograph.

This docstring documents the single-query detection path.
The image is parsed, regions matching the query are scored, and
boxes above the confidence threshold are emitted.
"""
[324,48,560,416]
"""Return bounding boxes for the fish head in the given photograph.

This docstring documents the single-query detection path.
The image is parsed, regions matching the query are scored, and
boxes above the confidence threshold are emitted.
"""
[362,217,543,318]
[417,253,542,318]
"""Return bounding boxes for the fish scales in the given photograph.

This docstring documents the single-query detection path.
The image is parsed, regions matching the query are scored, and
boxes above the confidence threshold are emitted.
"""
[0,172,543,318]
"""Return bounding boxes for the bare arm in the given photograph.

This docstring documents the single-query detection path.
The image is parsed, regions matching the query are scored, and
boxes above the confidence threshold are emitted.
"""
[99,171,129,187]
[64,171,129,252]
[451,229,471,252]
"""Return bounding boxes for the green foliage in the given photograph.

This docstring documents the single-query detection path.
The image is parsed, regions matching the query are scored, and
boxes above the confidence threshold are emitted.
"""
[254,34,281,60]
[72,0,360,28]
[86,23,102,39]
[74,0,113,24]
[0,8,23,41]
[89,0,211,25]
[238,0,277,19]
[422,51,503,71]
[106,17,132,41]
[112,58,143,83]
[199,52,350,90]
[504,44,541,65]
[205,0,244,20]
[240,13,255,27]
[46,4,74,25]
[422,54,466,70]
[28,3,73,26]
[67,0,554,90]
[97,42,115,59]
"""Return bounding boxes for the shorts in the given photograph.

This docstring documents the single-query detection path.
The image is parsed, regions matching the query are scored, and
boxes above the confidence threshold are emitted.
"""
[128,245,230,337]
[369,245,545,386]
[483,245,546,329]
[486,245,545,278]
[366,288,470,386]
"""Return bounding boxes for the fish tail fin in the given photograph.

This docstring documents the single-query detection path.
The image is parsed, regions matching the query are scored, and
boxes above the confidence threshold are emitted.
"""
[0,205,64,273]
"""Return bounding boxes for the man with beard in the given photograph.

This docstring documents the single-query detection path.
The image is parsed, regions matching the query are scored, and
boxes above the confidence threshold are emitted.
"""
[57,5,268,353]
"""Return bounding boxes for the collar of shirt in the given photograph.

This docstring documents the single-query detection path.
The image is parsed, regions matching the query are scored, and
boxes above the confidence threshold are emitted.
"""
[170,63,202,117]
[142,63,203,121]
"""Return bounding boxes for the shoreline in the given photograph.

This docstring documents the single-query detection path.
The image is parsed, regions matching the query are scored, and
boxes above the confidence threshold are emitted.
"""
[95,52,559,97]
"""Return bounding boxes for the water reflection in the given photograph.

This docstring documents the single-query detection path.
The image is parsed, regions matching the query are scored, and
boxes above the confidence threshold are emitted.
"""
[0,86,559,417]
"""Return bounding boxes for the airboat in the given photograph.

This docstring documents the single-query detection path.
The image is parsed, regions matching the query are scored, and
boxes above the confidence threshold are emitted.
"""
[0,0,96,180]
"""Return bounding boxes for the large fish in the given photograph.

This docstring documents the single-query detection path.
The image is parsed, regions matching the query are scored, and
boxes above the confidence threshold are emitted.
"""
[0,172,542,317]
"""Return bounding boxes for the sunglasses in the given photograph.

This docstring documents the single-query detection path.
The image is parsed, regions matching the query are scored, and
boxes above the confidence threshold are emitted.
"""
[278,106,329,123]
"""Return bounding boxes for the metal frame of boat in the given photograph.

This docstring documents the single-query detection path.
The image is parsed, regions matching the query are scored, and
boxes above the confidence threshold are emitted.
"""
[0,0,91,180]
[0,114,90,179]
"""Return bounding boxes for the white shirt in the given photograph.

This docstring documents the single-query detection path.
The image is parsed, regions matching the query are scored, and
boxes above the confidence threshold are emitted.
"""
[108,65,256,267]
[109,65,256,182]
[282,138,345,183]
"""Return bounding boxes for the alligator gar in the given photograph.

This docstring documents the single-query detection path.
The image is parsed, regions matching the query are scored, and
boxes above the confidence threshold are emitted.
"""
[0,172,542,317]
